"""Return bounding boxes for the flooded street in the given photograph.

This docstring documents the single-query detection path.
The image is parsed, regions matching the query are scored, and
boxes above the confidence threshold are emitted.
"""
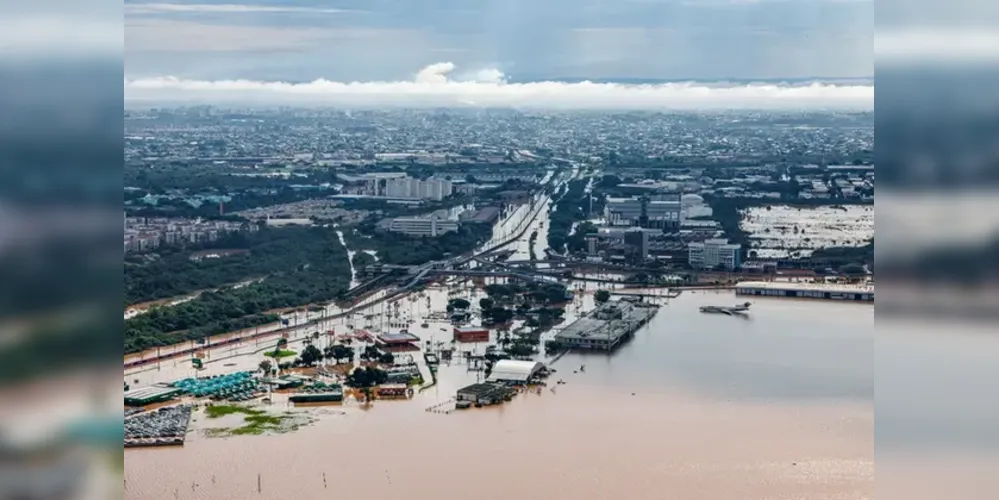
[125,291,873,500]
[334,229,360,289]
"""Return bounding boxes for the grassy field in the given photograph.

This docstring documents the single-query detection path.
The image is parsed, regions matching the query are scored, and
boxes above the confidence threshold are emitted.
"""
[263,349,297,359]
[203,405,294,436]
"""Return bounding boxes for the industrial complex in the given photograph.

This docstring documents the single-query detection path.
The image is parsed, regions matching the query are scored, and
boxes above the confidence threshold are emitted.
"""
[554,299,661,351]
[735,281,874,302]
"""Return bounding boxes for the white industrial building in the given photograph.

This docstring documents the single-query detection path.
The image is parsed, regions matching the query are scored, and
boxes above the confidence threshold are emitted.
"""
[688,238,742,270]
[386,215,459,237]
[486,360,545,384]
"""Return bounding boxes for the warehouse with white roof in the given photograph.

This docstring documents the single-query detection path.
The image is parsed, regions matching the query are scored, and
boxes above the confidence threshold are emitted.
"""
[486,360,545,384]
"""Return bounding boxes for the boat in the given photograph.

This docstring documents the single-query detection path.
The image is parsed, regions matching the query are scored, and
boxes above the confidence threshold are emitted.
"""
[699,302,752,315]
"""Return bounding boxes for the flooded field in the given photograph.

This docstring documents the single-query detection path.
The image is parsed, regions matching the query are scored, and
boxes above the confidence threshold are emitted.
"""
[740,204,874,259]
[125,290,873,500]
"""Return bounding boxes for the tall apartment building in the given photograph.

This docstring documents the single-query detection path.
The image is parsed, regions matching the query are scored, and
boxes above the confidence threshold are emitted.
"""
[604,195,681,229]
[688,238,742,270]
[384,177,453,201]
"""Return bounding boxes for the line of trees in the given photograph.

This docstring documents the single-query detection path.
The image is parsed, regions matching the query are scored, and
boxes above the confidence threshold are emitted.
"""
[344,223,493,266]
[126,226,346,306]
[124,228,353,353]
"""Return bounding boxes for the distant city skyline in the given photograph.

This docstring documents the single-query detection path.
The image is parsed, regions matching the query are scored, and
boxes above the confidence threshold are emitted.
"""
[125,0,873,82]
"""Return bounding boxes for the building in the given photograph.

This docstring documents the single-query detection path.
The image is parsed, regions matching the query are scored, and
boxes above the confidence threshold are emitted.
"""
[623,228,650,262]
[455,383,516,406]
[604,195,681,229]
[740,261,777,274]
[289,385,344,404]
[463,206,501,224]
[735,281,874,302]
[385,215,460,237]
[124,386,182,407]
[454,326,490,343]
[384,177,453,201]
[688,238,742,270]
[554,300,660,351]
[375,384,413,399]
[376,332,421,351]
[486,360,546,384]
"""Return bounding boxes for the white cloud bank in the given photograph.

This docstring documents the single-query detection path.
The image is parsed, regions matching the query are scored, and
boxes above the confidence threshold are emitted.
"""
[125,62,873,110]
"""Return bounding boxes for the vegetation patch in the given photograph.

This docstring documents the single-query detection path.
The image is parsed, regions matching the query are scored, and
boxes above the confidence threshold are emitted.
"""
[263,349,297,359]
[202,405,308,437]
[204,405,263,419]
[124,226,352,354]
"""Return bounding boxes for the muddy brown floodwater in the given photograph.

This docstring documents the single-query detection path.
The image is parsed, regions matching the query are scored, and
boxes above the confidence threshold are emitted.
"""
[125,291,873,500]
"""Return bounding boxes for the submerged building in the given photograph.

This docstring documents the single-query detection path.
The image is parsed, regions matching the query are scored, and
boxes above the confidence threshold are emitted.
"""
[735,281,874,302]
[554,299,660,351]
[486,360,546,384]
[456,383,517,407]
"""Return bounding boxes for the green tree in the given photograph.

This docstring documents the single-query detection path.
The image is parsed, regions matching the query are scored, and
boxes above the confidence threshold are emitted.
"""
[544,340,561,355]
[328,344,355,364]
[594,290,611,304]
[479,297,494,310]
[484,307,514,324]
[300,344,323,366]
[504,342,535,358]
[346,366,388,388]
[360,345,382,361]
[448,298,471,310]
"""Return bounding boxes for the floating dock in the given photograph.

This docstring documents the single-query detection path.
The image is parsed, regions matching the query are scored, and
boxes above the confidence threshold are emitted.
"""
[735,281,873,302]
[553,299,660,351]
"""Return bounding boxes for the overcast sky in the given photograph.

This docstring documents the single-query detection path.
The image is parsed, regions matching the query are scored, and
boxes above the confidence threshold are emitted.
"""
[124,0,873,82]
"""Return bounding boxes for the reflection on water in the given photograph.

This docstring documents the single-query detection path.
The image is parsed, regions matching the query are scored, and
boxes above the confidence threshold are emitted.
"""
[125,292,873,500]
